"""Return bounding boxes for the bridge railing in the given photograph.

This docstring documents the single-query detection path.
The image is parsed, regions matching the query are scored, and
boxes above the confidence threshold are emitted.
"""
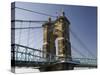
[11,44,46,62]
[71,58,97,66]
[11,44,58,63]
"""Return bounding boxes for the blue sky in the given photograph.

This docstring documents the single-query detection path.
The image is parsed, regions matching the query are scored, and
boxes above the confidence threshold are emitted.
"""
[13,2,97,59]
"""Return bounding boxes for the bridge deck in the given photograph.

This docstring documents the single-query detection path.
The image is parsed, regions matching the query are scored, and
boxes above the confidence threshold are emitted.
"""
[11,60,97,68]
[11,44,97,69]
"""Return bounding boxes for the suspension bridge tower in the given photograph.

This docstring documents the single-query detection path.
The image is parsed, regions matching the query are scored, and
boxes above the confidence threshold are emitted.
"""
[42,10,73,71]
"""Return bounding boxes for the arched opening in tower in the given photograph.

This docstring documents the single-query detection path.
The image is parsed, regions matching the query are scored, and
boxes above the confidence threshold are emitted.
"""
[55,38,59,60]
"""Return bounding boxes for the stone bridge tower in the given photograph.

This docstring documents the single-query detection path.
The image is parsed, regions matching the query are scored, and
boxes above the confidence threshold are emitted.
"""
[42,11,73,71]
